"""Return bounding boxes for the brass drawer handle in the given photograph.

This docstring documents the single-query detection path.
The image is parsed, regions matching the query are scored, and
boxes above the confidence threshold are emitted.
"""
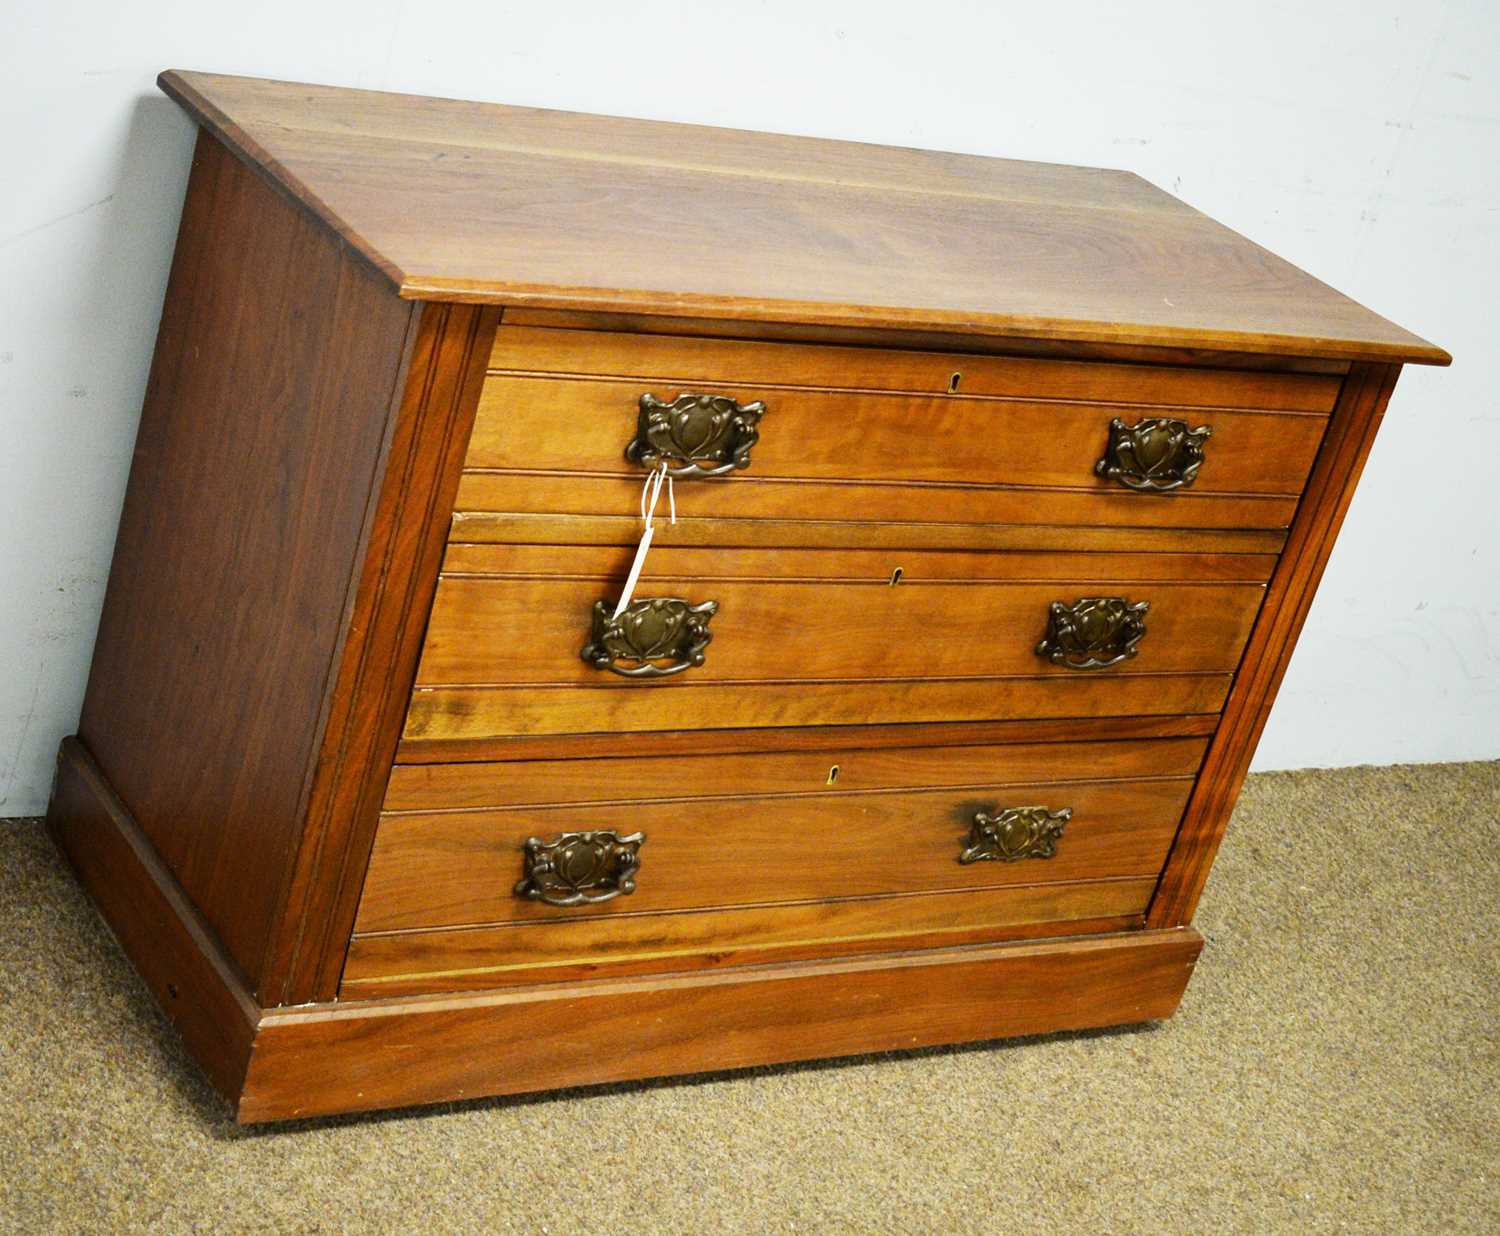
[1037,597,1150,670]
[581,596,719,677]
[960,806,1071,864]
[516,830,645,906]
[626,393,767,478]
[1096,416,1212,491]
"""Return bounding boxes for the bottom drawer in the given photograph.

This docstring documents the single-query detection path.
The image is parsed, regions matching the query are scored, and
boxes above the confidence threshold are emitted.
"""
[357,777,1192,932]
[344,735,1203,995]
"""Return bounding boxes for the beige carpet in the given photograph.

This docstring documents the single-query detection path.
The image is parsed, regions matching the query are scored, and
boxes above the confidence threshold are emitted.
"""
[2,762,1496,1234]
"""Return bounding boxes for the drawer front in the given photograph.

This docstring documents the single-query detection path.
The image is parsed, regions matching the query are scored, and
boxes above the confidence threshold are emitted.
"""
[467,326,1338,533]
[357,776,1193,933]
[490,326,1343,411]
[403,546,1262,742]
[467,377,1325,524]
[347,735,1200,992]
[417,576,1263,686]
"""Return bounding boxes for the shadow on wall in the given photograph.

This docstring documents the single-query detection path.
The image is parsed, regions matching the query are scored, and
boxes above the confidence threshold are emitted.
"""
[0,93,196,816]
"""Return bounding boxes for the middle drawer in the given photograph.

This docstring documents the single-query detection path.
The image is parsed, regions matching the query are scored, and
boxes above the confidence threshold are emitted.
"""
[403,545,1270,743]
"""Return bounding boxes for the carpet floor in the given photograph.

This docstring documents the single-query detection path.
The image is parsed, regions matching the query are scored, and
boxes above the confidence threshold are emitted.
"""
[1,761,1496,1234]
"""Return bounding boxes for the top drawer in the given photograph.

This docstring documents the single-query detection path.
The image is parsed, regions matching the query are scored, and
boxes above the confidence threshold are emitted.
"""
[490,327,1343,411]
[462,327,1340,535]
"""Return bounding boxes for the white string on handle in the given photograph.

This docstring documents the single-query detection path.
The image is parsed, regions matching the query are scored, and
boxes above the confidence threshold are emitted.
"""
[640,464,661,523]
[637,462,675,528]
[614,464,675,619]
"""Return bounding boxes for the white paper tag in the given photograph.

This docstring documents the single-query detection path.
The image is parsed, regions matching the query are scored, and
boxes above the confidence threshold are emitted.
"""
[612,465,674,618]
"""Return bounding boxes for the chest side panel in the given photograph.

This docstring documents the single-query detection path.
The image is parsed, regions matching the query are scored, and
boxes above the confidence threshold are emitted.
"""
[76,129,419,995]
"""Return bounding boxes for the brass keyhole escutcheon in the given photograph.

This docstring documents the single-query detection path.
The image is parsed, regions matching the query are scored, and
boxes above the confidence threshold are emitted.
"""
[889,567,903,586]
[826,764,841,786]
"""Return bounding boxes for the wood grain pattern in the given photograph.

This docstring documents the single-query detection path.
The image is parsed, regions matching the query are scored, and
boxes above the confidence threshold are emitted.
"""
[44,70,1439,1121]
[396,712,1221,765]
[488,327,1345,411]
[499,308,1355,374]
[449,511,1290,555]
[343,914,1146,996]
[46,739,261,1104]
[441,544,1280,583]
[454,470,1301,532]
[1148,363,1404,927]
[73,130,421,996]
[158,71,1446,365]
[344,881,1159,993]
[384,736,1209,810]
[247,929,1204,1122]
[264,302,500,1005]
[356,777,1192,932]
[416,576,1265,686]
[405,673,1232,741]
[40,737,1192,1122]
[469,376,1329,497]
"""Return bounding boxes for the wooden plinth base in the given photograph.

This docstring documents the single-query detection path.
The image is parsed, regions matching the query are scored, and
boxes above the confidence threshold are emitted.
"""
[47,737,1203,1123]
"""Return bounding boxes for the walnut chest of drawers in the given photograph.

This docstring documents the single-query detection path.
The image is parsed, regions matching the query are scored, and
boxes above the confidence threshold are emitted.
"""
[48,70,1449,1122]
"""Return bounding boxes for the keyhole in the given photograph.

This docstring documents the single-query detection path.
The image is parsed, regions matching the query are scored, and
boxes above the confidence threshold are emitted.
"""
[889,566,903,586]
[948,372,962,393]
[826,765,841,786]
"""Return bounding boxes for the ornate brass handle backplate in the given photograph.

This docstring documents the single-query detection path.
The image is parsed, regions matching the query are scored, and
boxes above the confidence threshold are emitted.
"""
[581,597,719,677]
[1037,597,1150,670]
[516,830,645,906]
[1096,416,1212,491]
[626,392,767,478]
[960,806,1072,864]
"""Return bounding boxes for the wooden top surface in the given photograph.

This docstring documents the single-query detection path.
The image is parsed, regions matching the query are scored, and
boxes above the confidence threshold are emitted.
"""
[159,70,1448,364]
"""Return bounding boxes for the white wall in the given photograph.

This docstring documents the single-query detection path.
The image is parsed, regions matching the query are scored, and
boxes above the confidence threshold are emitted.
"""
[1,1,1495,814]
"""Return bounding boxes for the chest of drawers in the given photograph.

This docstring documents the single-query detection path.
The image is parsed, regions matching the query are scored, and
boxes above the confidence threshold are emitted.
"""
[47,70,1448,1121]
